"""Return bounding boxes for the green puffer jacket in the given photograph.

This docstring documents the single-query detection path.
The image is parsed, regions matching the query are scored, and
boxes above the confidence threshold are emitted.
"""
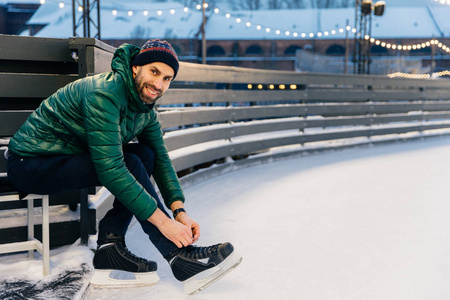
[8,44,184,220]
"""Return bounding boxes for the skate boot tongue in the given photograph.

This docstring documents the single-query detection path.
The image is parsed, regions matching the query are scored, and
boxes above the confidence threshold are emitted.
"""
[180,244,221,260]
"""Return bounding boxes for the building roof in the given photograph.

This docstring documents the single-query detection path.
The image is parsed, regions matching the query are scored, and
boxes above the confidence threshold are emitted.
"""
[21,0,450,40]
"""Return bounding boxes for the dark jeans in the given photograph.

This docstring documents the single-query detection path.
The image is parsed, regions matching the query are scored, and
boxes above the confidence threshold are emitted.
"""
[7,143,178,257]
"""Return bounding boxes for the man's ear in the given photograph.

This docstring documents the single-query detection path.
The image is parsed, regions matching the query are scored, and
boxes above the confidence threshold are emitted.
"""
[132,65,139,78]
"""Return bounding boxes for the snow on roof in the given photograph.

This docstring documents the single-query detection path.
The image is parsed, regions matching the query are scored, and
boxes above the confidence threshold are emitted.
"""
[28,1,203,39]
[26,1,65,25]
[0,0,41,4]
[427,5,450,36]
[371,6,442,38]
[23,1,447,40]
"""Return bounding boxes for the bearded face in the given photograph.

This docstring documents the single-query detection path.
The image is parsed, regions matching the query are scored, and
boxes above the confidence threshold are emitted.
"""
[132,62,174,105]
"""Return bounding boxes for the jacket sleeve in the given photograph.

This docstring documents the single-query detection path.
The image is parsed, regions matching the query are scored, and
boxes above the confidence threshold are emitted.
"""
[137,111,185,209]
[82,92,158,220]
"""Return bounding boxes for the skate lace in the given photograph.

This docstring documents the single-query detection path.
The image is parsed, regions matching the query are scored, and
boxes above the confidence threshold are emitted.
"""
[116,241,149,264]
[179,243,221,260]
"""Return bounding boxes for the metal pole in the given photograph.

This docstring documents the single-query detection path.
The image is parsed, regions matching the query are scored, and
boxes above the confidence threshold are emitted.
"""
[82,0,87,37]
[431,37,435,75]
[97,0,101,39]
[367,13,372,74]
[72,0,76,37]
[201,0,206,64]
[86,0,91,38]
[353,0,359,74]
[344,19,349,74]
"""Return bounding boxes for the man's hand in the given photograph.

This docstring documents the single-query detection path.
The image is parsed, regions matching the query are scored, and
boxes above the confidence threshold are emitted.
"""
[147,208,193,248]
[170,201,201,244]
[175,212,200,244]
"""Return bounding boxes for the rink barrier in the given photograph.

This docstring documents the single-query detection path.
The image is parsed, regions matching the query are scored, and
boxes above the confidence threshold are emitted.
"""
[162,63,450,173]
[2,35,450,248]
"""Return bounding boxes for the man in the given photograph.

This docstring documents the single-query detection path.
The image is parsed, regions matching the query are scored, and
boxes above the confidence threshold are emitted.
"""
[6,39,241,294]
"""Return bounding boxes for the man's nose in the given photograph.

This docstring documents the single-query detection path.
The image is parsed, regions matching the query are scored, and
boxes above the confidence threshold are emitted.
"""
[153,77,163,90]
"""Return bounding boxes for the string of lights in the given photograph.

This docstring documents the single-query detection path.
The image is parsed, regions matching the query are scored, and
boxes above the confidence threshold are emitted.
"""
[387,70,450,79]
[39,0,357,39]
[39,0,450,54]
[36,0,450,79]
[367,38,450,53]
[108,4,356,39]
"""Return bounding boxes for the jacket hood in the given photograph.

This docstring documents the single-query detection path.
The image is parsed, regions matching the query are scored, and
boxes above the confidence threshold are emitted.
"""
[111,44,150,113]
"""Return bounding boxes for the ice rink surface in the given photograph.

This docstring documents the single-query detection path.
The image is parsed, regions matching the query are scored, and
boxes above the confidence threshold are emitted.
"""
[2,136,450,299]
[87,136,450,300]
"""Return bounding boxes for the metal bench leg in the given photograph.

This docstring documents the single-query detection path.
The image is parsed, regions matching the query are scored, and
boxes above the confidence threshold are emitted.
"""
[42,195,50,276]
[27,198,34,259]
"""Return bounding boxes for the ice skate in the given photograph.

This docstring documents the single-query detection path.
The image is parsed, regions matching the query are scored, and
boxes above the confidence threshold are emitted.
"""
[90,233,159,288]
[165,242,242,295]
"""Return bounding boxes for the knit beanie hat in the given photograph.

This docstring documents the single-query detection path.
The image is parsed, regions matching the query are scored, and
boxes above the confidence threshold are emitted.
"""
[132,39,179,79]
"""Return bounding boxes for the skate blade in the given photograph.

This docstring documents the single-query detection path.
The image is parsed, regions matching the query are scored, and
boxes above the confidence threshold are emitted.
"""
[184,252,243,295]
[90,269,159,288]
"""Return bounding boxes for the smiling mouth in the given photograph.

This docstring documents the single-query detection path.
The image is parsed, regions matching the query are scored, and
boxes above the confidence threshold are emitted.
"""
[146,86,159,97]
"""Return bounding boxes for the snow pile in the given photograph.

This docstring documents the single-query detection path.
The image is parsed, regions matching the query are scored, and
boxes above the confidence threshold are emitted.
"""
[0,244,93,299]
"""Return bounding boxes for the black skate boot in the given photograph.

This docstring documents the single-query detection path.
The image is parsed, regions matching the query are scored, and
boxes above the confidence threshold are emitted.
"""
[165,242,242,295]
[90,233,159,288]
